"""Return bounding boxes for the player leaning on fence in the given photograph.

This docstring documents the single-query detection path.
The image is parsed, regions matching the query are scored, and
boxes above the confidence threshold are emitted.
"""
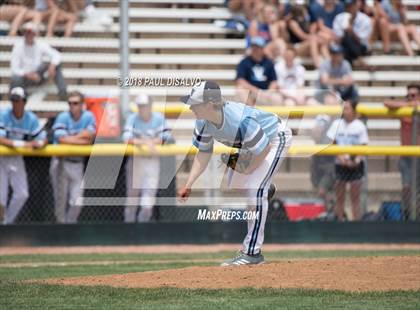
[50,90,96,224]
[177,81,292,266]
[122,94,171,223]
[0,87,47,224]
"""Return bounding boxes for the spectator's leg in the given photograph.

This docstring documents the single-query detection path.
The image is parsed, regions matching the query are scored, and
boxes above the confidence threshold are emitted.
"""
[406,24,420,48]
[46,8,59,37]
[393,23,414,56]
[349,180,362,220]
[10,75,27,89]
[58,10,77,38]
[235,84,256,106]
[24,9,43,26]
[36,63,49,83]
[6,157,29,224]
[7,5,28,36]
[308,35,322,68]
[334,180,346,221]
[378,17,390,53]
[53,65,68,100]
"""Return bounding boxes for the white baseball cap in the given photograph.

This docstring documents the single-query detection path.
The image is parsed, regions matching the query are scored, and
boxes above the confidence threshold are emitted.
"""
[10,87,26,101]
[180,81,222,106]
[23,22,39,34]
[135,94,152,106]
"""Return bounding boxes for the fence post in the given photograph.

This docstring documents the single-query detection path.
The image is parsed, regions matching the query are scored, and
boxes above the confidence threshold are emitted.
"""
[119,0,130,118]
[410,106,419,220]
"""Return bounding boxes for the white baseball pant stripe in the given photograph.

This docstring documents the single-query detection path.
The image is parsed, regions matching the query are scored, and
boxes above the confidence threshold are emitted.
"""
[0,156,29,224]
[125,156,160,223]
[228,128,292,255]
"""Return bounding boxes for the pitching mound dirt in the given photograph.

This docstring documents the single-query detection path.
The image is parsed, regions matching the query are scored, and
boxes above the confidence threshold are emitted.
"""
[41,256,420,292]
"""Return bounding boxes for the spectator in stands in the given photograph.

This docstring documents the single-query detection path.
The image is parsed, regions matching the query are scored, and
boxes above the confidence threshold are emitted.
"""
[384,84,420,220]
[286,4,330,68]
[217,0,254,32]
[374,0,420,56]
[123,94,170,223]
[34,0,78,37]
[275,47,315,106]
[50,91,96,224]
[82,0,112,27]
[333,0,372,65]
[309,0,344,46]
[315,44,358,105]
[0,87,47,224]
[10,22,67,100]
[248,4,286,59]
[236,36,281,106]
[327,100,369,221]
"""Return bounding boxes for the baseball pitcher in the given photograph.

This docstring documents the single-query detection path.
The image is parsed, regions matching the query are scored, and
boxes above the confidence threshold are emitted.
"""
[178,81,292,266]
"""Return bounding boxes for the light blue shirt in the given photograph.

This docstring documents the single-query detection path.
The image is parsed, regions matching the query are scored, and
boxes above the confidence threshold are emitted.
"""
[122,112,170,142]
[0,108,46,141]
[192,101,280,155]
[52,110,96,144]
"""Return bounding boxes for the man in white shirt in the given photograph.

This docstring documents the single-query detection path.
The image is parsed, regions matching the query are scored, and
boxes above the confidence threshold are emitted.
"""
[10,22,67,100]
[333,0,372,64]
[275,48,307,106]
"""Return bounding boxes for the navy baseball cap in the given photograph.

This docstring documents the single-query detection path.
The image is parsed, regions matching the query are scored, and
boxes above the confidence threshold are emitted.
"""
[343,0,357,6]
[250,36,266,48]
[180,81,222,105]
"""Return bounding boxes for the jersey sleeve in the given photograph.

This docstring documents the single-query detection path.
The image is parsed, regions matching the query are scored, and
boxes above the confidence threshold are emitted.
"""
[192,120,214,153]
[29,113,46,141]
[156,113,171,142]
[240,117,269,155]
[52,113,69,141]
[122,114,136,142]
[0,112,5,138]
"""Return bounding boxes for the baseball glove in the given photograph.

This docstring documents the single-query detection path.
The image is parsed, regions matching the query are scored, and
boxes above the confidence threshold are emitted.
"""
[220,151,253,174]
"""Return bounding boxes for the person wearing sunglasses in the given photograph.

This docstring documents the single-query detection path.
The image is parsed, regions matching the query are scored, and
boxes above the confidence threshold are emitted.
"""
[49,90,96,224]
[0,87,47,224]
[384,84,420,220]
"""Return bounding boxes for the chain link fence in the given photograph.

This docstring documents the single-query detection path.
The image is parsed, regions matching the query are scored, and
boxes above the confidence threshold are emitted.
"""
[1,152,418,224]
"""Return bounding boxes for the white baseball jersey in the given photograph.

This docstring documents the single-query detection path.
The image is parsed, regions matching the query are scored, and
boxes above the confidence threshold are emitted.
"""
[192,100,283,155]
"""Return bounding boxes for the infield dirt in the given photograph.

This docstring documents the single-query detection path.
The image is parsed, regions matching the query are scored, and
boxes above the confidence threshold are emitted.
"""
[40,256,420,292]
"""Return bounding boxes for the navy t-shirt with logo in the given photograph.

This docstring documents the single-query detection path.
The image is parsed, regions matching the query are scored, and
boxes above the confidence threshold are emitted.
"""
[236,56,277,90]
